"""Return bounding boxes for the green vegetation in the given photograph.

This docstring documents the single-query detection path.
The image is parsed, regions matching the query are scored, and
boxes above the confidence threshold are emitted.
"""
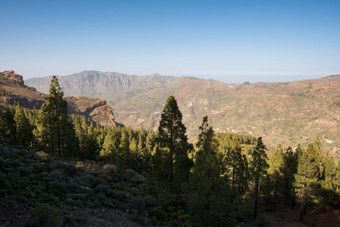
[1,76,339,226]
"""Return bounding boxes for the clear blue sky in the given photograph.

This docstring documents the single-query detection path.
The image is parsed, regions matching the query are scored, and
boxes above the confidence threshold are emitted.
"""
[1,0,339,83]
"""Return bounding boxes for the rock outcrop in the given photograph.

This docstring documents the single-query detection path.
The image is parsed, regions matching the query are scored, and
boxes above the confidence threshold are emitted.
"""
[65,96,122,127]
[0,70,24,85]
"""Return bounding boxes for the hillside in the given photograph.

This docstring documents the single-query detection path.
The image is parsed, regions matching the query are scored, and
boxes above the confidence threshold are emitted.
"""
[0,145,192,226]
[26,71,340,158]
[0,70,120,127]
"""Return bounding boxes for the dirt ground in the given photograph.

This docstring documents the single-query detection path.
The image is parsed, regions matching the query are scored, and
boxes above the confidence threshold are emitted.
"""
[263,205,340,227]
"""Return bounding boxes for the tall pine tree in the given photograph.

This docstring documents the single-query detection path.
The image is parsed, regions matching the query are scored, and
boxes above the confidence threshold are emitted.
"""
[41,76,77,156]
[250,137,269,219]
[157,95,193,185]
[186,116,232,226]
[294,143,320,221]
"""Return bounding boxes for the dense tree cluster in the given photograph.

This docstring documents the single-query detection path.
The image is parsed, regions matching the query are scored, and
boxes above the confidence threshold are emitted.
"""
[0,76,339,225]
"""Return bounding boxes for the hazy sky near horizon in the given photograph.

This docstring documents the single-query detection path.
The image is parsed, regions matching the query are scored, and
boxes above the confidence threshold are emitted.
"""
[1,0,339,83]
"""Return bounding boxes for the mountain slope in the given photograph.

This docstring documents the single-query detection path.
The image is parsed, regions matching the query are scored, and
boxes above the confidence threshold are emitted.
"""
[26,71,179,105]
[26,71,340,157]
[0,70,120,127]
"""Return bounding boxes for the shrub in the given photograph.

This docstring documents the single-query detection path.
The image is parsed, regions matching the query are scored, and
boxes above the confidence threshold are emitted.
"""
[65,193,87,201]
[52,161,78,177]
[46,170,65,182]
[256,216,269,227]
[18,165,31,176]
[76,161,84,168]
[103,164,117,175]
[63,164,78,177]
[98,192,106,201]
[131,214,144,225]
[95,184,108,194]
[149,206,167,221]
[48,181,65,197]
[6,199,17,207]
[129,196,146,213]
[62,214,87,225]
[30,203,59,226]
[82,174,97,187]
[34,151,50,161]
[65,198,76,206]
[107,189,126,202]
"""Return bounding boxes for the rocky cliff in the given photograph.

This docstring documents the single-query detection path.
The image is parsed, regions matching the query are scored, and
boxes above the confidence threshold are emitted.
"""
[65,96,123,127]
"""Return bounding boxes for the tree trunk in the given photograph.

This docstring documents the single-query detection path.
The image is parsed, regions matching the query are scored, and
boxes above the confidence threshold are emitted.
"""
[232,165,235,186]
[56,107,61,157]
[169,128,173,183]
[299,203,303,222]
[254,177,259,219]
[291,196,295,210]
[169,150,173,182]
[274,181,278,200]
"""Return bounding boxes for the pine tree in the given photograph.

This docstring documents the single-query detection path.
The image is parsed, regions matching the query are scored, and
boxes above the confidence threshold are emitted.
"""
[186,116,232,226]
[119,130,130,169]
[151,144,169,180]
[334,161,340,196]
[268,144,285,200]
[294,143,320,221]
[281,146,298,208]
[41,76,77,156]
[128,137,144,170]
[101,129,117,162]
[14,104,33,148]
[317,153,337,212]
[250,137,269,219]
[0,106,16,144]
[137,129,151,171]
[129,137,138,153]
[157,95,193,185]
[86,122,100,160]
[72,115,98,160]
[225,143,249,195]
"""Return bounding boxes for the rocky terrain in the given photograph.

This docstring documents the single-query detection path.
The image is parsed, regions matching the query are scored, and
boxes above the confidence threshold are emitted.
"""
[0,70,120,127]
[26,71,340,158]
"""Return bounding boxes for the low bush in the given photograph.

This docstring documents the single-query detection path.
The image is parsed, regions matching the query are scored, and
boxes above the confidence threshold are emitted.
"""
[30,203,59,226]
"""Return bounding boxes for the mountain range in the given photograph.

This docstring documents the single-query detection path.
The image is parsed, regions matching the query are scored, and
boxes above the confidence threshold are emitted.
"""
[25,71,340,158]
